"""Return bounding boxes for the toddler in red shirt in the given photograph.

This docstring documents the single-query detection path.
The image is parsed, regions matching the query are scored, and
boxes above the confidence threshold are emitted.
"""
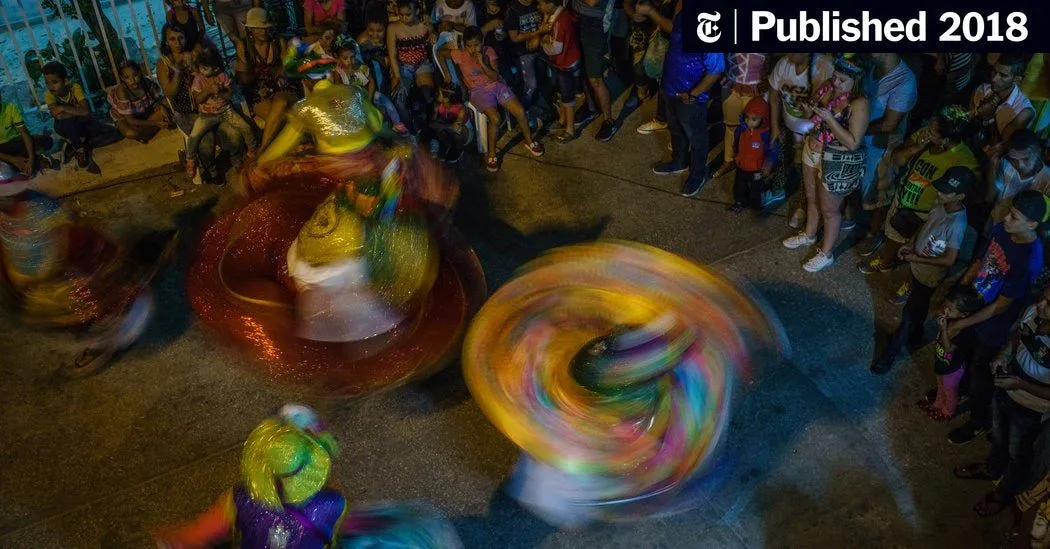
[730,96,778,213]
[537,0,580,142]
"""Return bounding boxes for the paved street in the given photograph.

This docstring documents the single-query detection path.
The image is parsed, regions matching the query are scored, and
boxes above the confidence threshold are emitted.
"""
[0,101,1013,548]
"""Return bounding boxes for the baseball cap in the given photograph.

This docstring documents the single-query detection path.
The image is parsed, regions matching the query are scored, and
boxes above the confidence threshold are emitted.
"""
[1013,189,1050,225]
[931,166,977,197]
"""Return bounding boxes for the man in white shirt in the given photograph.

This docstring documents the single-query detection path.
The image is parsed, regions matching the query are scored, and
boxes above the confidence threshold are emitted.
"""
[432,0,477,30]
[984,129,1050,234]
[972,54,1036,156]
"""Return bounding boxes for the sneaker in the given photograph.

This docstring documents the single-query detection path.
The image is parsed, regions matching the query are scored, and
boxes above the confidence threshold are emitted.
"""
[524,140,545,157]
[782,232,816,250]
[858,257,893,275]
[637,119,668,134]
[680,175,707,197]
[788,208,806,229]
[575,108,599,126]
[857,233,886,257]
[486,156,499,173]
[889,281,912,305]
[653,162,688,176]
[553,131,576,144]
[948,421,989,445]
[841,219,857,231]
[713,163,735,179]
[762,188,786,208]
[596,120,618,142]
[803,250,834,272]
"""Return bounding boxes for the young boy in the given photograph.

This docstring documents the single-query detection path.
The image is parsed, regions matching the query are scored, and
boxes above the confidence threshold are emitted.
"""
[536,0,579,143]
[728,96,777,213]
[432,0,477,31]
[43,62,98,173]
[187,51,257,176]
[0,92,54,177]
[945,189,1047,445]
[871,166,976,374]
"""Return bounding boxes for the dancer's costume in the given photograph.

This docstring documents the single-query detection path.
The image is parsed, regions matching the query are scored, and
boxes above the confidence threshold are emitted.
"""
[186,44,486,397]
[0,174,168,373]
[462,241,787,526]
[153,404,463,548]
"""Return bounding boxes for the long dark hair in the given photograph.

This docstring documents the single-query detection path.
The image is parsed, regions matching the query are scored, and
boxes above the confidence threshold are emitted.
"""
[159,23,187,56]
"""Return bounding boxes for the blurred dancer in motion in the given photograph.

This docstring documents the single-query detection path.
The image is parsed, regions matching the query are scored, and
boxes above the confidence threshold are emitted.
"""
[185,42,486,397]
[463,241,787,525]
[153,404,463,548]
[0,175,175,376]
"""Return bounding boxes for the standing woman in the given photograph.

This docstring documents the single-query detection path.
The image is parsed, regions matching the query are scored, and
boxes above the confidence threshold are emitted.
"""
[782,55,870,272]
[164,0,205,50]
[234,8,297,151]
[156,24,219,183]
[388,0,437,129]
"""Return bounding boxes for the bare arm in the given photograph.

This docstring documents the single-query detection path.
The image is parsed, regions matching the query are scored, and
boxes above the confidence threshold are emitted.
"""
[387,24,401,87]
[768,85,783,140]
[952,295,1014,333]
[905,246,959,267]
[999,108,1035,143]
[867,108,905,136]
[19,125,34,173]
[157,57,179,98]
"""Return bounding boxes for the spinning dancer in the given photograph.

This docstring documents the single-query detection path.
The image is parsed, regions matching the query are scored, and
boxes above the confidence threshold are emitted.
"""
[186,42,486,397]
[0,174,175,376]
[463,241,787,526]
[153,404,463,548]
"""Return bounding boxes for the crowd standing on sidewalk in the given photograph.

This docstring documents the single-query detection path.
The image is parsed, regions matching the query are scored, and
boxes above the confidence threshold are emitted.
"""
[2,0,1050,542]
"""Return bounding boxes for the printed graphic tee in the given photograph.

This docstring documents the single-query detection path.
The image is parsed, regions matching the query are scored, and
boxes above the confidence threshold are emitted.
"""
[971,223,1044,346]
[768,54,833,135]
[894,141,980,214]
[910,205,968,287]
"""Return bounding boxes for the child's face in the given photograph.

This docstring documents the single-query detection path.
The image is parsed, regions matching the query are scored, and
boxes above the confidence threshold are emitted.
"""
[744,114,762,129]
[199,64,218,77]
[398,6,416,24]
[44,74,67,94]
[537,0,553,15]
[338,50,356,68]
[465,38,481,56]
[1004,206,1037,234]
[935,190,963,205]
[486,0,500,12]
[120,66,141,88]
[320,30,335,49]
[366,22,386,43]
[941,301,965,320]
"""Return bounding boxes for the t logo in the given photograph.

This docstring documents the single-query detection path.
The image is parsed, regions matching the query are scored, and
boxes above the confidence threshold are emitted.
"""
[696,12,722,43]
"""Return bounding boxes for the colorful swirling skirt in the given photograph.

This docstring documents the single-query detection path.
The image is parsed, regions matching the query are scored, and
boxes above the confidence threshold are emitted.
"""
[187,164,486,398]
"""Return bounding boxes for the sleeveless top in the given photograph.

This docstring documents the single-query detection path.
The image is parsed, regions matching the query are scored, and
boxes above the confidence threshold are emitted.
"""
[167,8,202,49]
[395,33,429,66]
[244,39,297,104]
[232,485,346,549]
[808,80,854,146]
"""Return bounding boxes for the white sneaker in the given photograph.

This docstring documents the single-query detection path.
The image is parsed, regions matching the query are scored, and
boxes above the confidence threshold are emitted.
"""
[637,120,668,134]
[782,232,816,250]
[803,250,834,272]
[788,208,806,229]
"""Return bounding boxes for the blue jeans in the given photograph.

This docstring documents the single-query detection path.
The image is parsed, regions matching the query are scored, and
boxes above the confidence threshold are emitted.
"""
[988,389,1043,499]
[663,91,709,182]
[516,53,540,110]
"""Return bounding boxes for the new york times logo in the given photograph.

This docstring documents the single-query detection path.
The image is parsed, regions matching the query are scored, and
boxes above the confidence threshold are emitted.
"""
[695,12,721,43]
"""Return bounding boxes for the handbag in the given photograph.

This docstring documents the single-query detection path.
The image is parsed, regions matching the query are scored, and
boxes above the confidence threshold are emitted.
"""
[889,206,924,239]
[642,30,668,80]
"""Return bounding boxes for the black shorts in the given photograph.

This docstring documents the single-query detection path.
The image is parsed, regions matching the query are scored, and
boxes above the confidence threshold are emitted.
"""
[554,65,580,104]
[578,15,609,80]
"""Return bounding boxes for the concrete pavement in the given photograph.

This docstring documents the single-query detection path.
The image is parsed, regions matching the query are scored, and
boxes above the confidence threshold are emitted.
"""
[0,101,1012,548]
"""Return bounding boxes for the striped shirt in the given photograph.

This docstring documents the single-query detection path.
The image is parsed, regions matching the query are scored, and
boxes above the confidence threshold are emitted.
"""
[945,53,975,92]
[726,53,766,86]
[867,60,918,145]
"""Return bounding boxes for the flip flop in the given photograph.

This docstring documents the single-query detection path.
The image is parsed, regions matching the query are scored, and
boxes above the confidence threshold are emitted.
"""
[954,463,1000,481]
[973,492,1009,517]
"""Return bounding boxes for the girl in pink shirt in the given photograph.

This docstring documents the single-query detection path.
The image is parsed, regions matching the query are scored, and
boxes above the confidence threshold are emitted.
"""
[438,26,543,172]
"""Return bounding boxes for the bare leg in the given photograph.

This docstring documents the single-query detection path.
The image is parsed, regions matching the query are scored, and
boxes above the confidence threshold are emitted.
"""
[818,184,846,256]
[484,107,501,164]
[588,77,612,121]
[501,97,535,144]
[802,164,821,239]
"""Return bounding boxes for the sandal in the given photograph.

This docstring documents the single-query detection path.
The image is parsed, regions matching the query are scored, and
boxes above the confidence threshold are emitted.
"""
[486,156,499,173]
[954,463,1000,481]
[973,492,1009,517]
[924,407,953,422]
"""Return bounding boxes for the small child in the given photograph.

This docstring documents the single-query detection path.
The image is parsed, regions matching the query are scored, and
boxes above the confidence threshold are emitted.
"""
[0,92,55,176]
[307,20,345,58]
[429,86,468,162]
[537,0,579,143]
[923,285,984,421]
[43,62,99,173]
[331,41,407,135]
[729,96,777,213]
[187,51,257,176]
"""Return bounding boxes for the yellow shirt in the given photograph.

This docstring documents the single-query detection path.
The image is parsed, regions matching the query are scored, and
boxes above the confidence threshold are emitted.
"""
[895,140,980,213]
[0,101,24,143]
[44,83,86,109]
[1022,53,1050,101]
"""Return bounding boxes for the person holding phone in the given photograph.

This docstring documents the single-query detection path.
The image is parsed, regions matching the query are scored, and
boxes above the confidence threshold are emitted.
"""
[954,286,1050,518]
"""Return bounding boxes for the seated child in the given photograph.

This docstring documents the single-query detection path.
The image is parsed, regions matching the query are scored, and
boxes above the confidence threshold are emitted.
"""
[330,40,407,135]
[187,51,257,176]
[729,96,777,213]
[922,285,984,421]
[356,9,390,89]
[107,61,174,144]
[307,20,345,58]
[43,62,98,173]
[439,26,543,172]
[429,85,468,162]
[0,93,55,176]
